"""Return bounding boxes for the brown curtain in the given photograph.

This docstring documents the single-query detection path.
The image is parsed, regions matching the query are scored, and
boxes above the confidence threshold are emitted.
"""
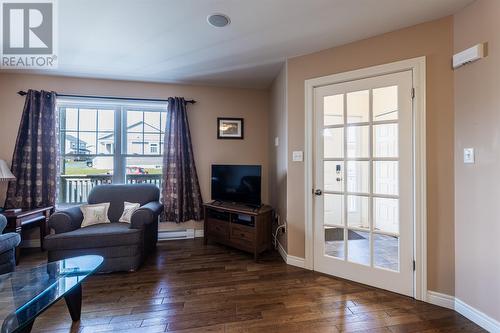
[6,90,58,209]
[161,97,204,222]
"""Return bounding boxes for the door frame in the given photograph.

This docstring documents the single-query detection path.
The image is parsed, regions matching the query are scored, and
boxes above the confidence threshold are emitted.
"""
[304,57,427,300]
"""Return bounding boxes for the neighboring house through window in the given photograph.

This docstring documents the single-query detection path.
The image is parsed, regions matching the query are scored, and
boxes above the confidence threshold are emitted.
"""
[57,97,167,204]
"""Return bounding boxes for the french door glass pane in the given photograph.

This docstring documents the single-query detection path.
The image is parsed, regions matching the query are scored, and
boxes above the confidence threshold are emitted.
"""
[374,234,399,271]
[347,195,369,229]
[324,194,344,226]
[373,86,398,121]
[373,197,399,234]
[373,123,398,158]
[373,161,399,195]
[347,230,370,266]
[324,94,344,126]
[324,128,344,158]
[346,161,369,194]
[324,227,344,259]
[324,161,343,192]
[347,90,369,124]
[347,125,369,158]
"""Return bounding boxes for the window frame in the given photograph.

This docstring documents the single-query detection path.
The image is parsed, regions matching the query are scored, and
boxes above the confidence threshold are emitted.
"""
[57,97,167,189]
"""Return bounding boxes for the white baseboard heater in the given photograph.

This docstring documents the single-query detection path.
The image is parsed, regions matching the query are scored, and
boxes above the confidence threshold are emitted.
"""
[158,229,204,241]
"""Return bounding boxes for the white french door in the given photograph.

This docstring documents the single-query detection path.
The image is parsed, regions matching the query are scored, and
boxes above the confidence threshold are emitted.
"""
[313,70,414,296]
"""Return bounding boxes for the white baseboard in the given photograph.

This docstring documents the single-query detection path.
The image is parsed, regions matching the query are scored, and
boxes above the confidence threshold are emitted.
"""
[276,240,307,269]
[455,298,500,333]
[158,229,204,241]
[426,291,500,332]
[277,240,287,263]
[426,291,455,310]
[287,255,306,269]
[20,239,41,248]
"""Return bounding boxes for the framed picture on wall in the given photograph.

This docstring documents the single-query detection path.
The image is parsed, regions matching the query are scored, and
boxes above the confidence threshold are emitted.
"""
[217,118,244,139]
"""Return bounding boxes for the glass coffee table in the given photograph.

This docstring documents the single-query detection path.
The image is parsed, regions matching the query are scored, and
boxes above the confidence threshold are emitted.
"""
[0,255,103,333]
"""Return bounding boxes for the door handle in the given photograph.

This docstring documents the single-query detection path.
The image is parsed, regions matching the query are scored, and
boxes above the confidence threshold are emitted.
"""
[314,189,323,196]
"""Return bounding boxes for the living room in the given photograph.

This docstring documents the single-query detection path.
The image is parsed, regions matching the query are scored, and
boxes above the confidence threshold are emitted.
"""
[0,1,499,332]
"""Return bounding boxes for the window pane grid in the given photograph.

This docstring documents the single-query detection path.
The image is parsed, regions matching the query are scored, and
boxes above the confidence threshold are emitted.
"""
[323,119,397,129]
[57,102,167,205]
[322,86,400,269]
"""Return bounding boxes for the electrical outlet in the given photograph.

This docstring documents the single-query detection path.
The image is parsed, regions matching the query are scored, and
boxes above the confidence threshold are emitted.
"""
[292,151,303,162]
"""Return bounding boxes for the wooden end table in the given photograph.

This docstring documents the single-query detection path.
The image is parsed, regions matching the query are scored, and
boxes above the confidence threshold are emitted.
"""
[1,206,54,265]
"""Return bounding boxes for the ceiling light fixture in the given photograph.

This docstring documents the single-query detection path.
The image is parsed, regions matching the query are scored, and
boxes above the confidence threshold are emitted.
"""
[207,13,231,28]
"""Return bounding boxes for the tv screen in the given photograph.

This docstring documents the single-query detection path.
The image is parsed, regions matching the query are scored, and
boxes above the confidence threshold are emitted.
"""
[211,165,262,206]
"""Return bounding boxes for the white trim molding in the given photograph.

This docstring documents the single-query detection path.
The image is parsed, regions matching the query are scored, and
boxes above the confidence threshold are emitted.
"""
[426,291,500,333]
[277,240,287,263]
[426,291,455,310]
[277,240,306,269]
[455,298,500,333]
[304,57,427,300]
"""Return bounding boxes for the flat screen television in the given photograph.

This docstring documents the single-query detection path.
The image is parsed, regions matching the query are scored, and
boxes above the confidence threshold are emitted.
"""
[211,165,262,207]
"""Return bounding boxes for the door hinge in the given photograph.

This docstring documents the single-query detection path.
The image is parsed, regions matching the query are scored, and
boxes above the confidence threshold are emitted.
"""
[411,88,416,100]
[413,260,416,271]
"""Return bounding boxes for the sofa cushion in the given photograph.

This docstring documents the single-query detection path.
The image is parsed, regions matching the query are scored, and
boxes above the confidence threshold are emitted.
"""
[44,223,141,251]
[80,202,111,227]
[0,233,20,254]
[119,202,141,223]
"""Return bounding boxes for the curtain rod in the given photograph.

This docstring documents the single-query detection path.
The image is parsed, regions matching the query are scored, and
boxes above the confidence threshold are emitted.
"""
[17,91,196,104]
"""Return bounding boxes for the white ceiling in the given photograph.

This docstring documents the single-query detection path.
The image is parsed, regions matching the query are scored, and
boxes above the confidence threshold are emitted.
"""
[25,0,474,88]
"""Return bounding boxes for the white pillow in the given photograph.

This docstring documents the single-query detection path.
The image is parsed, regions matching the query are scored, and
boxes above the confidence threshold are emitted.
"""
[80,203,111,228]
[119,202,141,223]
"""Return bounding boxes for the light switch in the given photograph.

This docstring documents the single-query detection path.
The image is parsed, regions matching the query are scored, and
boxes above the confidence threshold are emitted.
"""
[463,148,475,164]
[292,151,303,162]
[275,137,279,147]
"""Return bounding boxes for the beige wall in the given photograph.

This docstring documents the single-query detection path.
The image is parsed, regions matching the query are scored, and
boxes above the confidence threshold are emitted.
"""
[454,0,500,322]
[286,17,455,295]
[0,74,270,214]
[269,64,288,250]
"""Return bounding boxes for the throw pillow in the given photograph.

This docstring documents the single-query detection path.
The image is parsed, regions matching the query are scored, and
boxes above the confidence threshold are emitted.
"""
[80,203,111,227]
[119,202,141,223]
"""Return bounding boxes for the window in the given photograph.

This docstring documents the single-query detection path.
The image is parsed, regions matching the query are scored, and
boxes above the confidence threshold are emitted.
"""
[57,98,167,204]
[149,143,159,154]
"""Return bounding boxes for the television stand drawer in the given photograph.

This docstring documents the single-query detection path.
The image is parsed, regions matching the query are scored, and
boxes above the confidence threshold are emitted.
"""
[230,224,254,243]
[206,219,229,239]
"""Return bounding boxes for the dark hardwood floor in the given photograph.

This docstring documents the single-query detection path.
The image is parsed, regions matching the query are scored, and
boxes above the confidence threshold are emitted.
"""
[17,239,484,333]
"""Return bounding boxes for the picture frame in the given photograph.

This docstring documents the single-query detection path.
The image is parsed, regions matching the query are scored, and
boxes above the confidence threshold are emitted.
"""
[217,117,244,139]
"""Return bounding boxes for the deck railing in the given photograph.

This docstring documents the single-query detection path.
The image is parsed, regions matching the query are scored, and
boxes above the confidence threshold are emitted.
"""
[59,174,162,204]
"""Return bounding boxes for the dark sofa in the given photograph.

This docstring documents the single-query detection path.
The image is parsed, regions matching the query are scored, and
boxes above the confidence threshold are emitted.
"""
[44,184,163,273]
[0,214,21,275]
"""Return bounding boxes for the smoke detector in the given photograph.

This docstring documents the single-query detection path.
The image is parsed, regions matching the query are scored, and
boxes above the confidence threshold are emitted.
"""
[207,14,231,28]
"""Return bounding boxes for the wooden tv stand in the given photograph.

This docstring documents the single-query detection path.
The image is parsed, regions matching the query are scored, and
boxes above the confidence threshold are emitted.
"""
[203,202,273,260]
